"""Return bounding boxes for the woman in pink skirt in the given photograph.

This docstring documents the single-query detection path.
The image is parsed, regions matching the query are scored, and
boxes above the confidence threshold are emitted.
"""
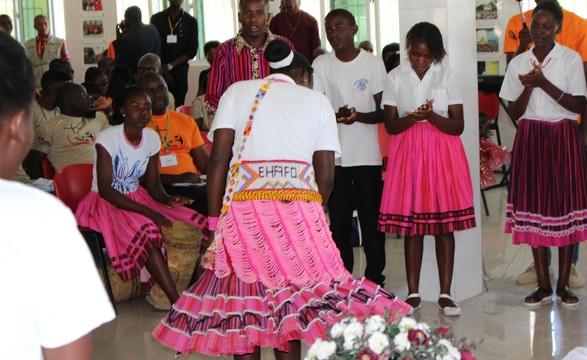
[499,1,587,308]
[378,22,476,317]
[153,40,410,358]
[76,85,207,305]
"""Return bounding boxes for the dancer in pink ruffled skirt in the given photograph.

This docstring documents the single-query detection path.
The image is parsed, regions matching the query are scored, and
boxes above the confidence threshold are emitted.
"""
[153,40,410,358]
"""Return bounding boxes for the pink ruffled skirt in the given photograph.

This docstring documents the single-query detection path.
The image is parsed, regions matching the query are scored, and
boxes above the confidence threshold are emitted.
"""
[75,187,207,287]
[153,199,411,355]
[378,122,476,235]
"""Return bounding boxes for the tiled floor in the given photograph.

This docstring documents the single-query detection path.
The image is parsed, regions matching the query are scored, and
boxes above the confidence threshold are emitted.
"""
[93,186,587,360]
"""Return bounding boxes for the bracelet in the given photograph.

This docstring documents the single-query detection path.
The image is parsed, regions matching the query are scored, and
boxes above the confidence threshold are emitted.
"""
[556,91,565,103]
[208,216,219,231]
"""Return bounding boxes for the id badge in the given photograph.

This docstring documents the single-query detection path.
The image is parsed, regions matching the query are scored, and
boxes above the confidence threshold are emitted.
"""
[167,35,178,44]
[160,153,178,167]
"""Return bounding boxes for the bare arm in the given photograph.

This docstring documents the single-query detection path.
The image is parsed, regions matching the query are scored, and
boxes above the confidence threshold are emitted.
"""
[338,92,383,125]
[42,333,92,360]
[383,105,418,135]
[312,150,335,204]
[22,149,46,179]
[427,103,464,136]
[206,128,234,217]
[190,145,209,174]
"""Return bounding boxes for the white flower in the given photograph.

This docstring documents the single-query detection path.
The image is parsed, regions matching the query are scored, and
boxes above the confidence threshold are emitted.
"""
[368,331,389,354]
[330,322,347,338]
[364,315,386,335]
[306,339,337,360]
[393,331,411,352]
[437,339,461,360]
[342,320,363,350]
[343,320,364,341]
[398,317,418,330]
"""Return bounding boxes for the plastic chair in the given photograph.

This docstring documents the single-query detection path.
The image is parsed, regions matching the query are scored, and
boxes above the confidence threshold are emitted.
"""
[200,130,212,145]
[53,163,117,313]
[176,105,191,116]
[41,156,55,179]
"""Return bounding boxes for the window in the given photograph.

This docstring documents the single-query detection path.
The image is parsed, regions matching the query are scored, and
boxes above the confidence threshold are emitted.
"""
[20,0,50,41]
[196,0,237,58]
[330,0,369,48]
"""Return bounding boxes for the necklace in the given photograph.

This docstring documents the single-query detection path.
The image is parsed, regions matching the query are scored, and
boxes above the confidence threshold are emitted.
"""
[286,11,301,38]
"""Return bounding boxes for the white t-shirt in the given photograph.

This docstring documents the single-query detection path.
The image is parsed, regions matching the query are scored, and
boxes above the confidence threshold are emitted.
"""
[210,73,340,168]
[91,125,161,194]
[0,179,115,360]
[500,42,587,122]
[312,50,386,167]
[382,61,463,119]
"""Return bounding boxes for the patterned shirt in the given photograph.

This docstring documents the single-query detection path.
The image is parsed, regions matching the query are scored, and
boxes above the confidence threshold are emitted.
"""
[204,30,293,115]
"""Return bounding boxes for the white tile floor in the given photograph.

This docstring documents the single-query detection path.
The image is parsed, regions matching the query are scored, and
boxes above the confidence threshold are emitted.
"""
[93,186,587,360]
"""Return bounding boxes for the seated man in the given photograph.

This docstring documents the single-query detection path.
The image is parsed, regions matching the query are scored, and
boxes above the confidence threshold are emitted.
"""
[24,82,109,178]
[137,53,175,111]
[137,72,209,215]
[34,70,71,129]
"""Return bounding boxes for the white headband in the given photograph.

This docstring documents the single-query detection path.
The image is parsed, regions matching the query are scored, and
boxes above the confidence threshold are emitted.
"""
[269,50,294,69]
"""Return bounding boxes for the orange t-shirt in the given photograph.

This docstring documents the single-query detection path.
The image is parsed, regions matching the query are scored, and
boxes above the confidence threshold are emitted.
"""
[504,9,587,61]
[147,110,204,175]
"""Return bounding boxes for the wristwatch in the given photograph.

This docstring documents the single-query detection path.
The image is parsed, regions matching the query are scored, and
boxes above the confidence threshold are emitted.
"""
[166,63,173,71]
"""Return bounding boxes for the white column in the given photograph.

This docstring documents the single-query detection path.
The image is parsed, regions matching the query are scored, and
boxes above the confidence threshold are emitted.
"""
[397,0,483,302]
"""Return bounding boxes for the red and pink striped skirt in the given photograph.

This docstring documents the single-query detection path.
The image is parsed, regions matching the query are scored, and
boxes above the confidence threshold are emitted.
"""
[506,119,587,247]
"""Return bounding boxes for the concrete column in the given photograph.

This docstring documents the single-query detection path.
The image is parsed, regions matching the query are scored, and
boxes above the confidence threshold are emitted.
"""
[397,0,483,302]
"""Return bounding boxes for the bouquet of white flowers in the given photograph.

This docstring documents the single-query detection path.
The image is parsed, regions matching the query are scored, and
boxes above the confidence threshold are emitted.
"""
[305,314,479,360]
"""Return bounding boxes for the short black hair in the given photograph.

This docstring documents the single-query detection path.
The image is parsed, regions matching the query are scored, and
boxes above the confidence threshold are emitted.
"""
[382,42,400,72]
[56,82,84,109]
[239,0,269,10]
[112,85,148,125]
[204,40,220,57]
[533,1,564,25]
[405,22,446,64]
[40,70,71,92]
[0,31,35,120]
[325,9,356,27]
[81,81,102,97]
[84,67,106,83]
[124,6,142,24]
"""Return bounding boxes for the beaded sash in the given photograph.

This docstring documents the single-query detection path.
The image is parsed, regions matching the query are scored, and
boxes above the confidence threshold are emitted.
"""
[202,80,277,268]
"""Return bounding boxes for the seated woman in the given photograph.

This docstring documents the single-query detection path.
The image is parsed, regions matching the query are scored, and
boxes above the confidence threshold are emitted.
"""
[75,85,207,305]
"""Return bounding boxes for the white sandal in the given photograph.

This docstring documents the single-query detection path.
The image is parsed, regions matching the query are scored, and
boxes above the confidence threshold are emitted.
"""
[438,293,461,317]
[405,293,421,315]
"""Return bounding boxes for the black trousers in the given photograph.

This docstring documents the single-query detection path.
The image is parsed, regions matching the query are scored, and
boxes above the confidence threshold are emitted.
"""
[327,165,386,285]
[169,64,189,106]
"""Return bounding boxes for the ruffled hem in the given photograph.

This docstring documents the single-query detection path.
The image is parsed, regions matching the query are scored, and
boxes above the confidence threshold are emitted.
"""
[506,204,587,247]
[153,270,410,356]
[211,200,349,289]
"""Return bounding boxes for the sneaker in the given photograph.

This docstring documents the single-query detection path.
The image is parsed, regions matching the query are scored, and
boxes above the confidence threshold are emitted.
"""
[515,263,554,285]
[569,264,586,289]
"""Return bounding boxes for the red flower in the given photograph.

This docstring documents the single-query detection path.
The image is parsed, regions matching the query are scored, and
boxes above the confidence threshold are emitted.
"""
[356,348,377,360]
[407,329,429,345]
[460,349,476,360]
[437,327,449,336]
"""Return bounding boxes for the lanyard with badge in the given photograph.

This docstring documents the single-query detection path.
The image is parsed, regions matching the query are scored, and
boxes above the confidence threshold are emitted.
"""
[167,14,182,44]
[152,114,178,167]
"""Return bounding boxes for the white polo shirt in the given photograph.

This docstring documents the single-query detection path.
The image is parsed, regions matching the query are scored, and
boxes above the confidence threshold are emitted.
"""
[500,42,587,122]
[382,60,463,119]
[312,50,386,167]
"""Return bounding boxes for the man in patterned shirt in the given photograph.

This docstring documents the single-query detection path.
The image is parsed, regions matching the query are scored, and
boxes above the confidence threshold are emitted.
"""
[204,0,293,115]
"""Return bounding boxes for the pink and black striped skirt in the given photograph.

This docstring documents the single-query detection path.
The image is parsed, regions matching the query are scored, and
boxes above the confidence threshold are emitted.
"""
[378,122,476,235]
[506,119,587,247]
